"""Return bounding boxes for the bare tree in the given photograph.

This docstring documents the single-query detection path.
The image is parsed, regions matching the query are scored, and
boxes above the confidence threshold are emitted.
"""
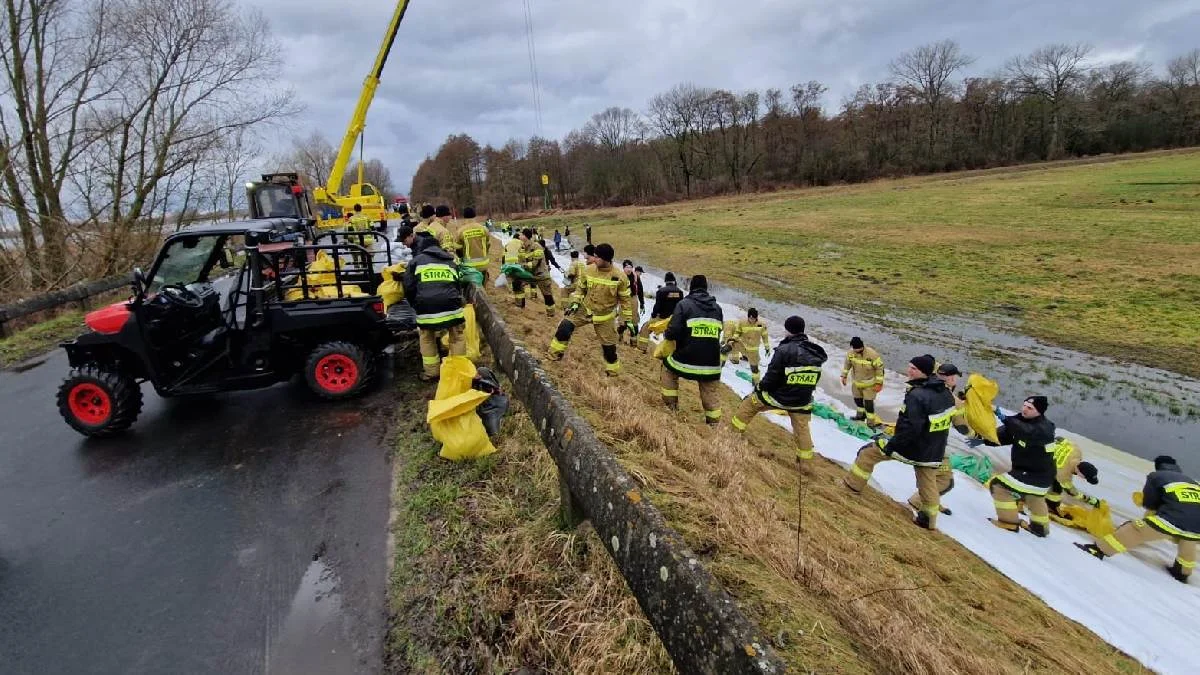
[706,90,761,192]
[647,83,710,197]
[1006,43,1093,158]
[583,107,644,153]
[890,40,975,156]
[348,158,395,198]
[284,130,337,185]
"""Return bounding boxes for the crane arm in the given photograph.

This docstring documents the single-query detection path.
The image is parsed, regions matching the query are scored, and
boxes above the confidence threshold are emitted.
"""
[324,0,412,197]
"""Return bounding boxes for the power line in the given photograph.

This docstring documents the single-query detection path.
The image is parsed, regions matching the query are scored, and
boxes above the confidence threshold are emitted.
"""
[522,0,545,139]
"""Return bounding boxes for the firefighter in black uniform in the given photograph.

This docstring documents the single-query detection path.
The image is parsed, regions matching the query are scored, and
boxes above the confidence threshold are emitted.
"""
[660,275,724,424]
[985,396,1057,536]
[844,355,956,530]
[402,228,466,381]
[1077,455,1200,584]
[731,315,827,464]
[637,272,684,353]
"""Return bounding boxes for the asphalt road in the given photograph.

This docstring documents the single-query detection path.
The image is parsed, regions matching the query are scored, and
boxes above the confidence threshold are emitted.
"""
[0,350,398,674]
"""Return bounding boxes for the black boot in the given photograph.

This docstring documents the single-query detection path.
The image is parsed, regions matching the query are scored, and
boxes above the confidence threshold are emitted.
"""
[988,518,1020,532]
[939,505,953,516]
[1021,521,1049,538]
[913,511,934,530]
[1167,561,1190,584]
[1074,543,1106,559]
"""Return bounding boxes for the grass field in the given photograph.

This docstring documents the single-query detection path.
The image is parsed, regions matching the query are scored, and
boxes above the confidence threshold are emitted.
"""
[527,150,1200,378]
[0,311,83,367]
[489,292,1144,673]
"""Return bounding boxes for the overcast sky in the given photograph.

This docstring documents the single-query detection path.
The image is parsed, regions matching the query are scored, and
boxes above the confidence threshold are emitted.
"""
[239,0,1200,195]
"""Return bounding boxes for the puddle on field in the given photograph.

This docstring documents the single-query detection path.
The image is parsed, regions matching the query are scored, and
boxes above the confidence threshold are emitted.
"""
[267,559,357,675]
[631,262,1200,464]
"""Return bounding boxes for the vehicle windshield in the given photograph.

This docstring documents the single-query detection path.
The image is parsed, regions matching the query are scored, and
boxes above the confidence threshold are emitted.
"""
[148,235,225,294]
[255,184,298,218]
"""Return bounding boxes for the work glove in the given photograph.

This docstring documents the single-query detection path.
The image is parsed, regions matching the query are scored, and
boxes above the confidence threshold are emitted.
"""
[626,321,637,335]
[840,375,848,387]
[874,383,884,393]
[564,302,580,317]
[720,342,733,355]
[956,390,967,401]
[1084,495,1102,508]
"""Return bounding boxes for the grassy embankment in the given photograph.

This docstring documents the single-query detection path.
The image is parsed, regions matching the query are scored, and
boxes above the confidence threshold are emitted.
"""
[0,311,84,367]
[385,355,671,672]
[528,149,1200,378]
[483,289,1143,673]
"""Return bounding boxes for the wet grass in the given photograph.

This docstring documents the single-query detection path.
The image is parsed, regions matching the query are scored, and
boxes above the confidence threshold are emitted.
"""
[0,311,83,367]
[491,286,1147,673]
[385,365,670,673]
[527,149,1200,378]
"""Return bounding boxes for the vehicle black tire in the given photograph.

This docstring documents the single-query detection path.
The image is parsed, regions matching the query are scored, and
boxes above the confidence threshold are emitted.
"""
[57,365,144,437]
[305,341,373,400]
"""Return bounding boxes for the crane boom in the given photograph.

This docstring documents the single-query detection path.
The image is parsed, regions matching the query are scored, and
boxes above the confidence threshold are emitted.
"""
[322,0,412,199]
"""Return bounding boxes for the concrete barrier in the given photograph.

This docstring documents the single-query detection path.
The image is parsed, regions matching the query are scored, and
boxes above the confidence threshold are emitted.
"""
[469,286,785,674]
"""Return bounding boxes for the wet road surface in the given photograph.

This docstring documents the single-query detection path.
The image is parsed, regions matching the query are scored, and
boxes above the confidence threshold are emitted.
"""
[0,351,397,674]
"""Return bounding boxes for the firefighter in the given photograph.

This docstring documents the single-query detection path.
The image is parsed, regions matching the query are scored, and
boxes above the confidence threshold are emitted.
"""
[415,204,452,249]
[660,274,724,424]
[841,337,885,427]
[401,228,466,381]
[502,236,527,308]
[637,272,684,353]
[548,243,633,376]
[347,203,371,233]
[1046,437,1101,517]
[585,222,592,244]
[731,315,827,462]
[906,363,967,517]
[583,244,597,264]
[453,207,490,282]
[844,355,955,530]
[725,308,770,385]
[1076,455,1198,583]
[563,250,585,300]
[519,228,557,316]
[984,396,1057,536]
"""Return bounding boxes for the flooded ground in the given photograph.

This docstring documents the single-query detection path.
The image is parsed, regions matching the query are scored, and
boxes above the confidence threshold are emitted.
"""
[629,261,1199,465]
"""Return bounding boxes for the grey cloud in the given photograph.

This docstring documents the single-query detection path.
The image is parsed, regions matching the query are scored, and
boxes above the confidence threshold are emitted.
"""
[236,0,1200,195]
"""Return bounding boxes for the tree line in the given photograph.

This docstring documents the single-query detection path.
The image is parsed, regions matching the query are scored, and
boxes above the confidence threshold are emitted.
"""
[409,41,1200,213]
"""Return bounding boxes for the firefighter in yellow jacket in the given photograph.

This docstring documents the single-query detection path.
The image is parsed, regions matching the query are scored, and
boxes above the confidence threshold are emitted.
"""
[548,243,633,377]
[453,206,491,282]
[725,308,770,385]
[502,237,527,308]
[563,250,585,299]
[415,204,453,250]
[841,336,885,427]
[1046,437,1102,516]
[520,228,557,316]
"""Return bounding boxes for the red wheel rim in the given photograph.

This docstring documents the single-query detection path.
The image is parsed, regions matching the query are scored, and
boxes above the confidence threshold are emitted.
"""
[315,354,359,394]
[68,383,112,425]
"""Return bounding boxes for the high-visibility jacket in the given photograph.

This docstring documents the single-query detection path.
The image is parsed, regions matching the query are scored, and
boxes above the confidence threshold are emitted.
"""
[732,319,769,351]
[992,414,1057,494]
[521,240,551,279]
[1141,461,1200,539]
[402,241,465,329]
[503,238,523,265]
[1049,439,1096,504]
[454,220,490,270]
[570,262,634,324]
[415,218,452,249]
[882,376,955,467]
[564,259,586,291]
[347,214,372,232]
[663,289,724,381]
[755,334,827,411]
[843,346,885,387]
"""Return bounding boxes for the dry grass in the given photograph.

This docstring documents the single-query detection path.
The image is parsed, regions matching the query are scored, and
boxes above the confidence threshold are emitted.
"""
[490,284,1145,674]
[386,366,672,673]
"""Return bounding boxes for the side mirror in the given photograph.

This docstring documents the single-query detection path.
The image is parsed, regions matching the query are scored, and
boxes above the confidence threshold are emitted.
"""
[131,267,148,298]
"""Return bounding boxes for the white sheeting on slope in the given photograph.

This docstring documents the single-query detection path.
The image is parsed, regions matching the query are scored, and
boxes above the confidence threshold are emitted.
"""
[503,234,1200,673]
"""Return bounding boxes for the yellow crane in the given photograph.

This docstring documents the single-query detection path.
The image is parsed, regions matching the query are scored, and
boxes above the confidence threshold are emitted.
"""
[310,0,413,229]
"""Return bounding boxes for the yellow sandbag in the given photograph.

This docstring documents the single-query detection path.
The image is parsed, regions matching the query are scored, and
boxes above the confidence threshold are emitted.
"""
[307,250,336,286]
[645,317,669,335]
[438,305,482,362]
[428,356,496,461]
[1056,501,1115,539]
[653,338,676,359]
[378,263,406,310]
[964,373,1000,444]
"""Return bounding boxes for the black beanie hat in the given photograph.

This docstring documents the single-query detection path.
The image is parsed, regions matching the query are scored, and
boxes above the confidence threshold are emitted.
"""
[420,204,435,219]
[463,206,476,218]
[521,228,534,239]
[1077,461,1099,485]
[850,336,864,349]
[435,205,451,217]
[584,244,595,255]
[1154,455,1179,470]
[595,243,615,262]
[784,316,805,335]
[664,272,676,283]
[748,308,758,319]
[910,355,935,376]
[690,274,708,291]
[1025,395,1048,415]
